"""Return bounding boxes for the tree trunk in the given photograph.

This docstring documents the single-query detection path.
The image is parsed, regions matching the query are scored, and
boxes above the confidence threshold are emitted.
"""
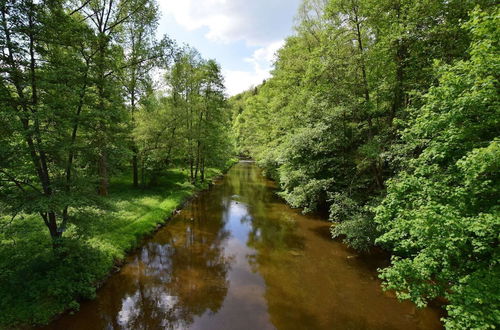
[189,158,194,182]
[389,44,405,125]
[96,33,109,196]
[194,141,200,182]
[98,152,109,196]
[201,156,205,182]
[132,149,139,187]
[141,157,146,186]
[389,3,406,126]
[41,212,63,251]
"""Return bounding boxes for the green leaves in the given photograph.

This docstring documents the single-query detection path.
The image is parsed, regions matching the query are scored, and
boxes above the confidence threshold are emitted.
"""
[231,1,498,328]
[134,48,232,184]
[375,6,500,329]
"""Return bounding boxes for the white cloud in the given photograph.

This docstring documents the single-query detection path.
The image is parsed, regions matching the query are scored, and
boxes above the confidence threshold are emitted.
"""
[224,40,284,96]
[159,0,294,46]
[245,40,284,68]
[159,1,296,95]
[223,69,266,96]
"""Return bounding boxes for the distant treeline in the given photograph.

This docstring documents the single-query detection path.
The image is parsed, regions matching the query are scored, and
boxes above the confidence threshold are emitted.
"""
[230,0,499,328]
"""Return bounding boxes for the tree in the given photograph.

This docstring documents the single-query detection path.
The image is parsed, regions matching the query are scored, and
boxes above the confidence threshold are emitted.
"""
[121,2,174,187]
[134,92,181,184]
[374,7,499,328]
[80,0,158,196]
[134,48,232,184]
[0,0,98,247]
[183,58,232,181]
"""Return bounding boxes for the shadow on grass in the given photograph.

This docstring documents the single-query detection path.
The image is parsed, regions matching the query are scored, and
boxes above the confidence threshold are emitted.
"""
[0,236,113,326]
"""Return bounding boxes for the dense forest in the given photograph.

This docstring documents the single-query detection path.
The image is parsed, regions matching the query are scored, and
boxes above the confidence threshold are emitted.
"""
[0,0,498,329]
[231,0,499,329]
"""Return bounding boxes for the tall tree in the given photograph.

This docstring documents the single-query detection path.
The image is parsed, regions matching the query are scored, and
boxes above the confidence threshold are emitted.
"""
[121,2,173,187]
[80,0,156,195]
[134,49,232,184]
[0,0,97,247]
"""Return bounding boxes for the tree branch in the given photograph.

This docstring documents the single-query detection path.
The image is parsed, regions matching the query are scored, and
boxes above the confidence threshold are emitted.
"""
[69,0,91,16]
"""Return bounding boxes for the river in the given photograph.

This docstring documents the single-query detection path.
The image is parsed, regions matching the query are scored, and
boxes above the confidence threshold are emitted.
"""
[43,161,442,330]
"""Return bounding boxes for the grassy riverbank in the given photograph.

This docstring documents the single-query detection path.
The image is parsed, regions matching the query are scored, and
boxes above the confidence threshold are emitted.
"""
[0,163,235,328]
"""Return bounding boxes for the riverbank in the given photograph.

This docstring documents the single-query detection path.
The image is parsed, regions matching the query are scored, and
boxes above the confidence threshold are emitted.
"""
[0,161,236,328]
[43,161,443,330]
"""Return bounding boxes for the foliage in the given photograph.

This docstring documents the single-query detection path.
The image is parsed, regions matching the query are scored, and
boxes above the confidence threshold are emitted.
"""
[230,0,499,328]
[0,0,166,245]
[134,48,234,184]
[329,193,379,252]
[0,0,233,327]
[375,7,500,328]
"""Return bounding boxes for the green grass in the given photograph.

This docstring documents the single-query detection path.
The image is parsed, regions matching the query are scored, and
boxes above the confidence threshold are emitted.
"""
[0,164,235,328]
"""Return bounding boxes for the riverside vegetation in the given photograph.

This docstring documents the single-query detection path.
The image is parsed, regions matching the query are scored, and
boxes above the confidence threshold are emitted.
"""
[230,1,499,329]
[0,0,234,326]
[0,0,499,329]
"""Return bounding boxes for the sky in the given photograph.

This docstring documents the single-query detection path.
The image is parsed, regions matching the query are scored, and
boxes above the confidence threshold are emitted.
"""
[157,0,301,96]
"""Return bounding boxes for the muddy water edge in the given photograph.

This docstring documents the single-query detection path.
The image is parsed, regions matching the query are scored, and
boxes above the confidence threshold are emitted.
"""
[41,161,443,330]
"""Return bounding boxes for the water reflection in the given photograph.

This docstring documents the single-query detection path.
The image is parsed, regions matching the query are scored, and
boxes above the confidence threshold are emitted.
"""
[110,189,233,329]
[43,162,442,330]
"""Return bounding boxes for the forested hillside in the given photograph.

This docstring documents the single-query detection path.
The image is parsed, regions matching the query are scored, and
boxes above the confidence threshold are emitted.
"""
[230,0,499,328]
[0,0,233,326]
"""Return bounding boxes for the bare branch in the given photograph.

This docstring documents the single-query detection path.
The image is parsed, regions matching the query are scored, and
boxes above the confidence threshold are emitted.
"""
[69,0,91,16]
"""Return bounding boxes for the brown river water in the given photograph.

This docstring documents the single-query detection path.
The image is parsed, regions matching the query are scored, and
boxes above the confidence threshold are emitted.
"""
[42,161,443,330]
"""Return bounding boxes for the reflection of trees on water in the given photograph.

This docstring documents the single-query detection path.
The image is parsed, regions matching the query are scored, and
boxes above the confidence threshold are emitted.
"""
[224,162,305,273]
[224,162,273,209]
[227,163,323,329]
[231,163,304,250]
[106,192,232,330]
[98,162,303,329]
[245,214,304,253]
